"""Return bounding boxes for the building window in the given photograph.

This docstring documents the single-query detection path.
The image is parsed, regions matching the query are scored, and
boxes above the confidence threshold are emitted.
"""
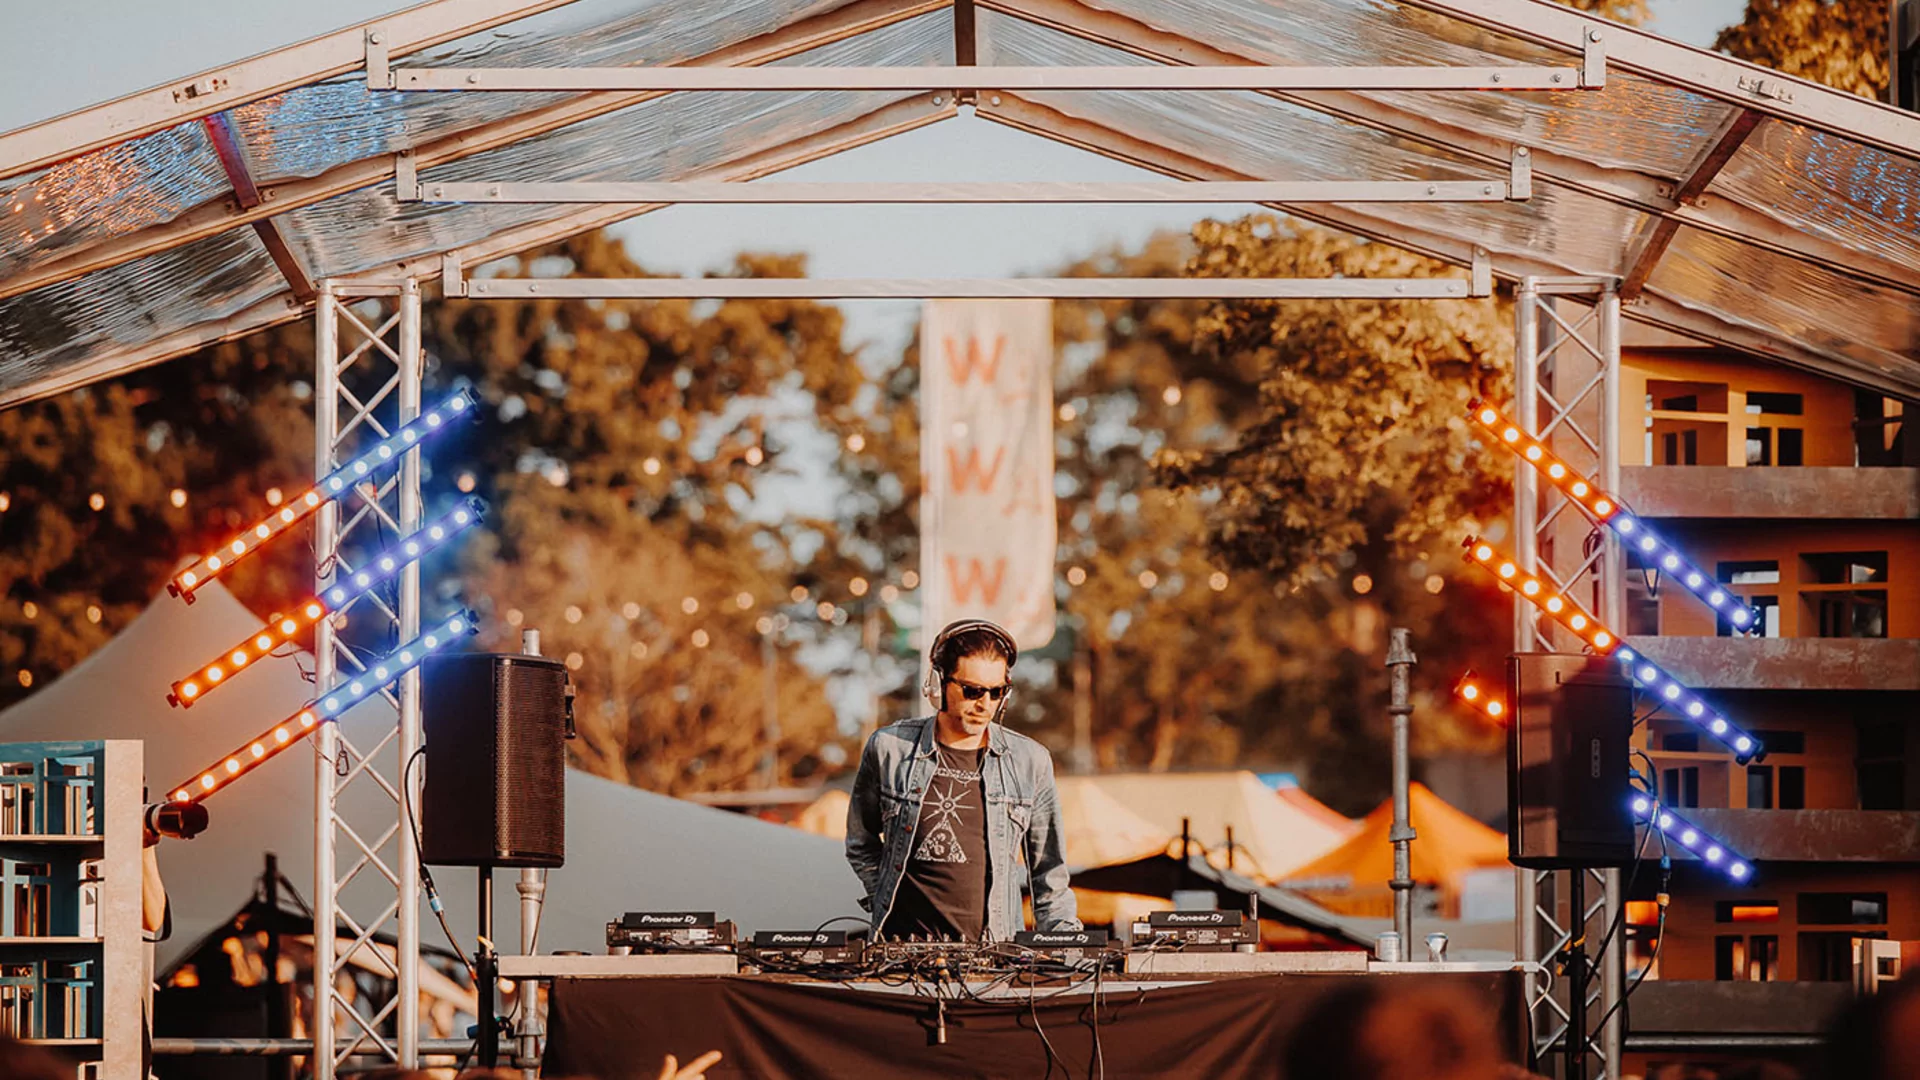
[1650,381,1729,413]
[1801,552,1889,585]
[1717,594,1780,638]
[1744,766,1803,810]
[1801,931,1885,982]
[1662,732,1700,753]
[1779,766,1805,810]
[1663,767,1701,808]
[1752,730,1806,755]
[1857,719,1906,811]
[1715,901,1780,923]
[1747,392,1804,416]
[1799,893,1888,925]
[1812,591,1889,639]
[1718,561,1780,586]
[1716,934,1779,981]
[1746,427,1771,467]
[1668,430,1700,465]
[1778,428,1804,466]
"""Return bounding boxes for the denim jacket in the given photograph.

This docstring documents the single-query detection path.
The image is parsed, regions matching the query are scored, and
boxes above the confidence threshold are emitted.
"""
[846,716,1080,940]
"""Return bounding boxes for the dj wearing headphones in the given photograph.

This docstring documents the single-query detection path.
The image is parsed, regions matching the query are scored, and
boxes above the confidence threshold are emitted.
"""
[846,618,1080,941]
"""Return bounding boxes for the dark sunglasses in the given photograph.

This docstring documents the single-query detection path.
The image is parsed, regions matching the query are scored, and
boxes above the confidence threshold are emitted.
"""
[949,679,1011,702]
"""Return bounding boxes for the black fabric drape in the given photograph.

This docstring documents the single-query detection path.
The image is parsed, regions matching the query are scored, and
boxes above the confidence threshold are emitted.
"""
[545,971,1522,1079]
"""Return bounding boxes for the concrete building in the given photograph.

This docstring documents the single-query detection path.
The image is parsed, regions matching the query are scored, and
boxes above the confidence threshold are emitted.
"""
[1612,324,1920,1072]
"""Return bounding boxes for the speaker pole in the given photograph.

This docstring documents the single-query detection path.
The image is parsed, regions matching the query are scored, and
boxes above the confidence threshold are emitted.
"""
[1566,869,1587,1080]
[516,629,548,1078]
[477,868,497,1066]
[1386,628,1418,950]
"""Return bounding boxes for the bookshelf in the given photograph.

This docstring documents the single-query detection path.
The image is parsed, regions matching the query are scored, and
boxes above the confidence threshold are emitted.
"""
[0,741,143,1078]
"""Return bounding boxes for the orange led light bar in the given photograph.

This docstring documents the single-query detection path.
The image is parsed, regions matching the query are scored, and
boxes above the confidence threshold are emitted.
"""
[1466,398,1762,633]
[167,611,476,804]
[1451,669,1508,722]
[166,388,477,604]
[166,498,485,709]
[1465,399,1620,522]
[168,707,323,805]
[1460,536,1620,655]
[169,601,327,707]
[1461,536,1764,763]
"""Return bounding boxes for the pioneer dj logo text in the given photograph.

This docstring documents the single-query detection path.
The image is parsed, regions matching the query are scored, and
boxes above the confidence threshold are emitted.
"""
[769,933,826,944]
[638,914,697,926]
[1165,912,1225,924]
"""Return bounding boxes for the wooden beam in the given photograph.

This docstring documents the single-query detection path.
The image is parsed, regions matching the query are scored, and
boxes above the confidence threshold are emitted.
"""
[1619,109,1761,301]
[203,112,316,301]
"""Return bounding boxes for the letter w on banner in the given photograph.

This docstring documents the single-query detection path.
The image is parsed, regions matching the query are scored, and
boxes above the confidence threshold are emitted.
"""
[920,300,1057,657]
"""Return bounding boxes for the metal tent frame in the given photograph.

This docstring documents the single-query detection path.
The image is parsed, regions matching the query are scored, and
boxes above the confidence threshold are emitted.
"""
[5,1,1918,1076]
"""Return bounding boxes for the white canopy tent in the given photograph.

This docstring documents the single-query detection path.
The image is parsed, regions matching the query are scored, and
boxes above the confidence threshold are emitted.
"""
[0,580,865,969]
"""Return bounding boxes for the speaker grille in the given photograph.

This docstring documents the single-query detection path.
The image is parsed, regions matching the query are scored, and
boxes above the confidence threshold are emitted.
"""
[422,653,568,868]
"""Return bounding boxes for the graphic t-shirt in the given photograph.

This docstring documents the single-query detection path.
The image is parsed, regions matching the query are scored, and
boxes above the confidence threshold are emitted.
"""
[881,741,989,941]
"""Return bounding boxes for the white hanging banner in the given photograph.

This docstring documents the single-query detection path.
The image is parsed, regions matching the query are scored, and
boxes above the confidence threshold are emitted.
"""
[919,300,1057,654]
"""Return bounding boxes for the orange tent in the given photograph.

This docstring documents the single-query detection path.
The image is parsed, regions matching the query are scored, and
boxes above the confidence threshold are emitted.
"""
[1281,783,1509,919]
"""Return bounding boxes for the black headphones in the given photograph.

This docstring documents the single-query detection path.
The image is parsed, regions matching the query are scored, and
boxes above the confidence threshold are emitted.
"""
[922,618,1018,715]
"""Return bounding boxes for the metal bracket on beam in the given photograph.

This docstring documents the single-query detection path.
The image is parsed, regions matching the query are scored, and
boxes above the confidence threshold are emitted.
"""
[1509,146,1532,200]
[1471,248,1493,297]
[1581,28,1607,89]
[394,151,419,202]
[365,28,392,90]
[441,254,467,299]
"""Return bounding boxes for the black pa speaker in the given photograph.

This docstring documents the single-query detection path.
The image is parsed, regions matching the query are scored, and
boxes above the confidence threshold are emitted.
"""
[422,652,572,868]
[1507,652,1634,869]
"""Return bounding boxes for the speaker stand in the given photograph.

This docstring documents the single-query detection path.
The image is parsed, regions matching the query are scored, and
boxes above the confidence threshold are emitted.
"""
[1565,870,1587,1080]
[477,868,498,1067]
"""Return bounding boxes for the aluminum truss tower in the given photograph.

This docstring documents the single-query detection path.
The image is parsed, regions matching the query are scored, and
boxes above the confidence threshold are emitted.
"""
[312,280,427,1074]
[1511,276,1626,1078]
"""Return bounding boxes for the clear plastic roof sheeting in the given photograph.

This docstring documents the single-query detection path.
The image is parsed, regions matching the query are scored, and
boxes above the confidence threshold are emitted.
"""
[2,0,1918,406]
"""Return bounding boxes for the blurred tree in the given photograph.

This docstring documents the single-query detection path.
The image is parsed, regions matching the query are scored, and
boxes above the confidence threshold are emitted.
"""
[0,329,315,710]
[1160,216,1513,587]
[1715,0,1890,98]
[422,230,870,794]
[1561,0,1650,23]
[1,231,876,797]
[1030,228,1510,808]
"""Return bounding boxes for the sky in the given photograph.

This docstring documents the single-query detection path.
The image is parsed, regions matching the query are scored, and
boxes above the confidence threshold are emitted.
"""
[4,0,1750,357]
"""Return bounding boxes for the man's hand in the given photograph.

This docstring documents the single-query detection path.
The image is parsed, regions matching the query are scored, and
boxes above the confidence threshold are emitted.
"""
[657,1050,723,1080]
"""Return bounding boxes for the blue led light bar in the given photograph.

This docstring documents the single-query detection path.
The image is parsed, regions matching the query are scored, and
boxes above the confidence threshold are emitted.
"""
[315,609,479,720]
[1612,643,1765,764]
[169,387,478,603]
[1467,400,1763,633]
[168,610,478,805]
[1631,794,1752,882]
[320,497,487,609]
[316,387,478,500]
[168,497,486,708]
[1611,513,1764,633]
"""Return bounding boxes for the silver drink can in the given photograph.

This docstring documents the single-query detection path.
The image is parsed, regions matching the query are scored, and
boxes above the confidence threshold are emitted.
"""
[1375,931,1403,963]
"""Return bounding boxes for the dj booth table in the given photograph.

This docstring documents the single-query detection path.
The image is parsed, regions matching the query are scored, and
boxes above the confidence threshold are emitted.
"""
[539,961,1525,1079]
